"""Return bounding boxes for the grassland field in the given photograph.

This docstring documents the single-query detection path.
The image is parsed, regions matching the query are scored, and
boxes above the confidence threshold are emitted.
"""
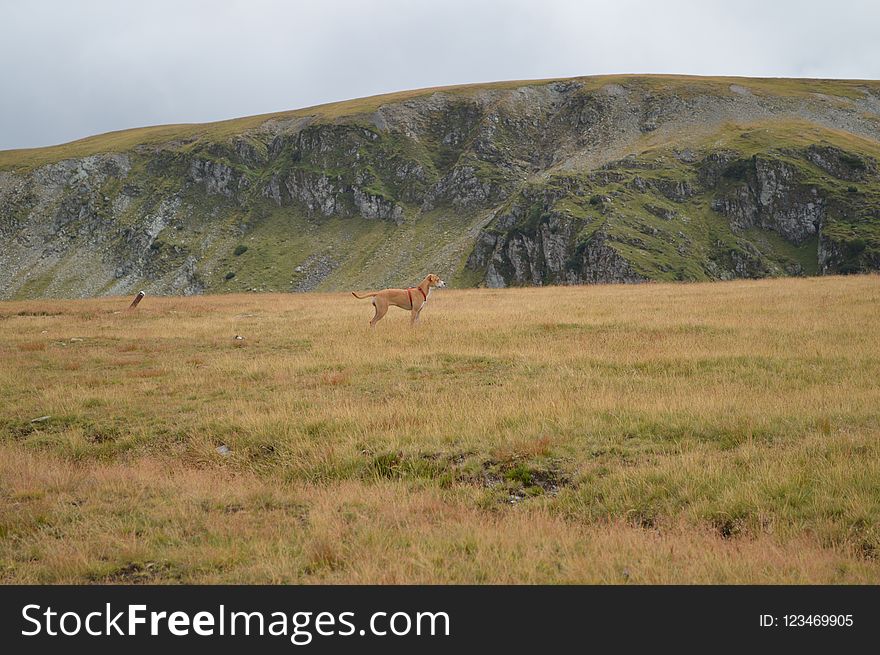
[1,275,879,583]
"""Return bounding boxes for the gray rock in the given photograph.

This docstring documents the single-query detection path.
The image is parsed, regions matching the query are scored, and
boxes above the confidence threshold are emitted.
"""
[709,156,825,244]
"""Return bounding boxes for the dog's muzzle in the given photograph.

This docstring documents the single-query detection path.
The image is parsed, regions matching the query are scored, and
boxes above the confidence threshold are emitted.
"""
[438,280,447,288]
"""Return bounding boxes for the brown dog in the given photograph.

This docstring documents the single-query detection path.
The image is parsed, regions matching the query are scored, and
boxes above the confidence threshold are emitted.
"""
[352,274,446,327]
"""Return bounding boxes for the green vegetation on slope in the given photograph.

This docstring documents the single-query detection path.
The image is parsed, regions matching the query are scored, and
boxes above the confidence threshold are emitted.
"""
[2,74,880,299]
[4,75,878,172]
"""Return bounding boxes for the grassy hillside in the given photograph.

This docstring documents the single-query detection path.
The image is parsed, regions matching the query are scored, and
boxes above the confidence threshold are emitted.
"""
[2,75,877,173]
[0,75,880,170]
[2,74,880,300]
[2,275,879,583]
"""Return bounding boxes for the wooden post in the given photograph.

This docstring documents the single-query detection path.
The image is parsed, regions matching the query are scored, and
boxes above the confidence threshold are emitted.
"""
[128,291,145,310]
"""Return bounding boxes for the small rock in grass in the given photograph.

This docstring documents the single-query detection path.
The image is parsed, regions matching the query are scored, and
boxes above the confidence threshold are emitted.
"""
[216,445,231,456]
[233,335,244,340]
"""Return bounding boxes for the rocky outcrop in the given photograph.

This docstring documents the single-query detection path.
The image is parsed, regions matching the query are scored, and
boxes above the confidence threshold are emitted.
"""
[188,159,249,199]
[571,231,646,283]
[630,174,696,202]
[473,223,645,287]
[805,145,876,182]
[710,157,825,244]
[421,164,507,211]
[466,144,879,286]
[466,190,645,287]
[818,229,880,274]
[352,187,404,222]
[267,169,345,215]
[0,154,208,298]
[263,168,404,222]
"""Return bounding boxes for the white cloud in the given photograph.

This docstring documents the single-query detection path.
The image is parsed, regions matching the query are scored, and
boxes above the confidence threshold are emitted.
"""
[1,0,878,149]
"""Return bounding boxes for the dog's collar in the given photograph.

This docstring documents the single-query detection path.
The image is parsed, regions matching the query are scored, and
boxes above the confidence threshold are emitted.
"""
[407,287,427,308]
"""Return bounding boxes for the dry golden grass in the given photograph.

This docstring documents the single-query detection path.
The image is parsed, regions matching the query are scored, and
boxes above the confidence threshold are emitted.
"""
[1,275,879,583]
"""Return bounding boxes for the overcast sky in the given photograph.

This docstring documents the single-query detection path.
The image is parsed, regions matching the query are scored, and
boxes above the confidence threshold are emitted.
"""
[1,0,878,150]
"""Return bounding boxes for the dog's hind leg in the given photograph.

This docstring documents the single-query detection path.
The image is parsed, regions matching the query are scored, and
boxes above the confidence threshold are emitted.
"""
[370,297,388,328]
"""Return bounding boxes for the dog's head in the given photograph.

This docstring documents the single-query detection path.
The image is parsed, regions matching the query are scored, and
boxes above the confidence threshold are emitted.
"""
[426,273,446,288]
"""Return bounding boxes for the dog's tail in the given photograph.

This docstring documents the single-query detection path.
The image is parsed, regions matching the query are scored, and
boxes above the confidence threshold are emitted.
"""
[351,291,378,299]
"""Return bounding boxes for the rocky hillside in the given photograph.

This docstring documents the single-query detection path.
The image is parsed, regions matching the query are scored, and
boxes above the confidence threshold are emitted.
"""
[2,75,880,299]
